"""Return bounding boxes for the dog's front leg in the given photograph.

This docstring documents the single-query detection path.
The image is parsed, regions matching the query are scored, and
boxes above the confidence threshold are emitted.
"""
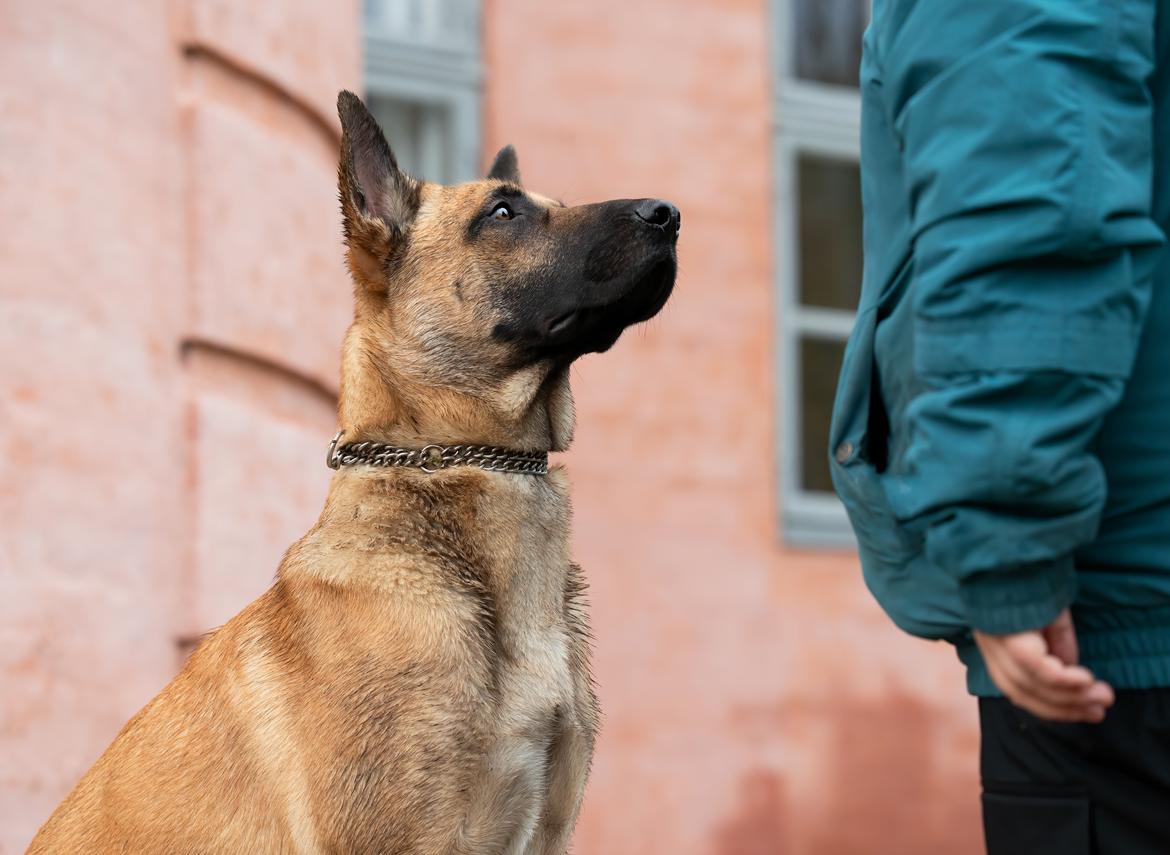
[448,740,548,855]
[525,720,594,855]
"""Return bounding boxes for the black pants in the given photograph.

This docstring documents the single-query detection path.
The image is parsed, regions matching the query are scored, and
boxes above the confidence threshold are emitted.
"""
[980,692,1170,855]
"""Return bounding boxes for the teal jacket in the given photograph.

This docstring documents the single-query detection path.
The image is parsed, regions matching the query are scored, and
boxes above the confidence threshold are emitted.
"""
[832,0,1170,694]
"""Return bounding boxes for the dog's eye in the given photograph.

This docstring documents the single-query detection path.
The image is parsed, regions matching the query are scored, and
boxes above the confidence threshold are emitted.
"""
[490,203,514,221]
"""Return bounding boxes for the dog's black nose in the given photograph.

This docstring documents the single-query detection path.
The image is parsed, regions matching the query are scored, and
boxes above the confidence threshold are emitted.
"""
[633,199,680,235]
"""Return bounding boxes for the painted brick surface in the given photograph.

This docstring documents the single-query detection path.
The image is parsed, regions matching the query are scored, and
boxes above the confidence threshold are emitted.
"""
[1,1,357,851]
[189,392,333,633]
[187,99,351,391]
[184,0,359,127]
[0,2,187,851]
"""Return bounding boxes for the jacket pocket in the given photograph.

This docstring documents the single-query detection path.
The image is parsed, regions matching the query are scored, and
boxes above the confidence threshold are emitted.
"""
[829,303,966,640]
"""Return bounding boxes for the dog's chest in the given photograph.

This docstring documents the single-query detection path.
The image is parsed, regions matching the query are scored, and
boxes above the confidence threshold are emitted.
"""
[467,606,574,853]
[497,606,574,726]
[481,475,577,722]
[487,549,575,741]
[468,503,579,851]
[320,471,588,851]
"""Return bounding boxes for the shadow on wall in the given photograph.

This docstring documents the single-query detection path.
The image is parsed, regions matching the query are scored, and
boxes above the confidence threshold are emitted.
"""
[714,693,981,855]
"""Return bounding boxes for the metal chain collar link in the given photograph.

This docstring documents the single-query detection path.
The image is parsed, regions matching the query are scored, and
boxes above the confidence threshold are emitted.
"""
[326,432,548,476]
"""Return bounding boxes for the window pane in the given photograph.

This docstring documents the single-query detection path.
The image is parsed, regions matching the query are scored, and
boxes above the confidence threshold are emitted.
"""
[800,336,847,493]
[365,0,478,48]
[793,0,867,88]
[366,96,452,183]
[798,154,862,311]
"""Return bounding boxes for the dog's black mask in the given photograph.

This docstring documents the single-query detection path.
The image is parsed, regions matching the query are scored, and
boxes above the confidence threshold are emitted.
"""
[484,193,680,365]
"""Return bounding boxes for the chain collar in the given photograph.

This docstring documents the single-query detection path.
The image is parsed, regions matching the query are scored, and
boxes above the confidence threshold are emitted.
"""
[326,432,548,476]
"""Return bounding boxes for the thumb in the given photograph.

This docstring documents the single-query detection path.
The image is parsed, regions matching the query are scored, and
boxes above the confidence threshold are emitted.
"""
[1043,609,1079,666]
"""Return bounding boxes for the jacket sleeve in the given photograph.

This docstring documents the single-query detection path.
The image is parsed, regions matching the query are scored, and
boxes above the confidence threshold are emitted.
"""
[881,0,1164,634]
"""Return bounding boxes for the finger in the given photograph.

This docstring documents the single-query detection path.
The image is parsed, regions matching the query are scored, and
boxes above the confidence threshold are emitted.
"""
[1044,610,1079,666]
[1012,648,1094,691]
[1012,665,1115,721]
[989,652,1108,714]
[979,637,1113,722]
[999,672,1100,721]
[1086,680,1116,708]
[1006,640,1095,692]
[985,643,1080,696]
[1009,681,1108,723]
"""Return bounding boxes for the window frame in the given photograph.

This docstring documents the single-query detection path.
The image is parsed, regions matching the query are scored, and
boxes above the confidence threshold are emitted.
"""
[772,0,866,547]
[362,0,483,184]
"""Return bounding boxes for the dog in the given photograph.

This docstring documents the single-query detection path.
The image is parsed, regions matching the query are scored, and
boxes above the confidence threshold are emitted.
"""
[27,91,679,854]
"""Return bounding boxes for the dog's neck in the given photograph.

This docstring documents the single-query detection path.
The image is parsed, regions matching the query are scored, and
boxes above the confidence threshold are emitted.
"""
[336,329,576,453]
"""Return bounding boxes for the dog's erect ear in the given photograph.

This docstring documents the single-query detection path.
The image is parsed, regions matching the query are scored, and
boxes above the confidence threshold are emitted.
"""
[486,145,522,184]
[337,90,418,226]
[336,91,420,287]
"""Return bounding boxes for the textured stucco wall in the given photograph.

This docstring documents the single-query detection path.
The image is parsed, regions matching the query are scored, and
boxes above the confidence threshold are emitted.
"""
[2,4,185,848]
[0,1,358,850]
[0,1,980,853]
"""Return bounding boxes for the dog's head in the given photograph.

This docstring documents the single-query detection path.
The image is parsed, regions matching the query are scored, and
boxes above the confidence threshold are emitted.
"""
[334,91,678,451]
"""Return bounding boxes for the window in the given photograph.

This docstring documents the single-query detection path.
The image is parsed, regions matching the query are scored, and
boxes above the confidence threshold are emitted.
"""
[363,0,482,184]
[773,0,867,546]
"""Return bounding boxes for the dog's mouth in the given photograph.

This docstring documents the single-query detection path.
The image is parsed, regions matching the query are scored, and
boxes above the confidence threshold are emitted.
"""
[537,258,676,356]
[545,309,579,338]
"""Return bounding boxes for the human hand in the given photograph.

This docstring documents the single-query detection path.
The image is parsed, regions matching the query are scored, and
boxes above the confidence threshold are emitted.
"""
[973,609,1115,723]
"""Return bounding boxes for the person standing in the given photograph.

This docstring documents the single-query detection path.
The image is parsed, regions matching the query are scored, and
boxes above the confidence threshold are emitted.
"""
[831,1,1170,851]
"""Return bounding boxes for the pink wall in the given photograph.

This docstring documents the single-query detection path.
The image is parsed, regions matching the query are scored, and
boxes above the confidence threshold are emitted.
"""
[0,1,980,853]
[1,2,357,850]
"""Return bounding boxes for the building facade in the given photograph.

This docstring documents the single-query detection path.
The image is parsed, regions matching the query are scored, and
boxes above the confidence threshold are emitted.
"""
[0,1,980,852]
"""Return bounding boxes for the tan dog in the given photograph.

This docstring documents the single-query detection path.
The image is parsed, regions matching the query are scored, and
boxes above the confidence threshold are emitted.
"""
[28,91,679,854]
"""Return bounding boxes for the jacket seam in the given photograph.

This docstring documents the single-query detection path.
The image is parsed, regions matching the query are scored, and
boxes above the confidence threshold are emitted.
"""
[1065,20,1100,249]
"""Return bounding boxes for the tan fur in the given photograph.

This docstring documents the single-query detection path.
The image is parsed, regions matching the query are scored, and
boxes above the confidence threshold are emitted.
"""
[336,178,584,454]
[30,469,598,854]
[26,96,622,853]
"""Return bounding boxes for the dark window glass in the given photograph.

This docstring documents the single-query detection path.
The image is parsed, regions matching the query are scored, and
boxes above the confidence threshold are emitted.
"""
[800,336,847,493]
[793,0,867,88]
[798,154,862,311]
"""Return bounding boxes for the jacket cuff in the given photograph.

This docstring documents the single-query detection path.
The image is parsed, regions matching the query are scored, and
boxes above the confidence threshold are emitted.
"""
[959,556,1078,635]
